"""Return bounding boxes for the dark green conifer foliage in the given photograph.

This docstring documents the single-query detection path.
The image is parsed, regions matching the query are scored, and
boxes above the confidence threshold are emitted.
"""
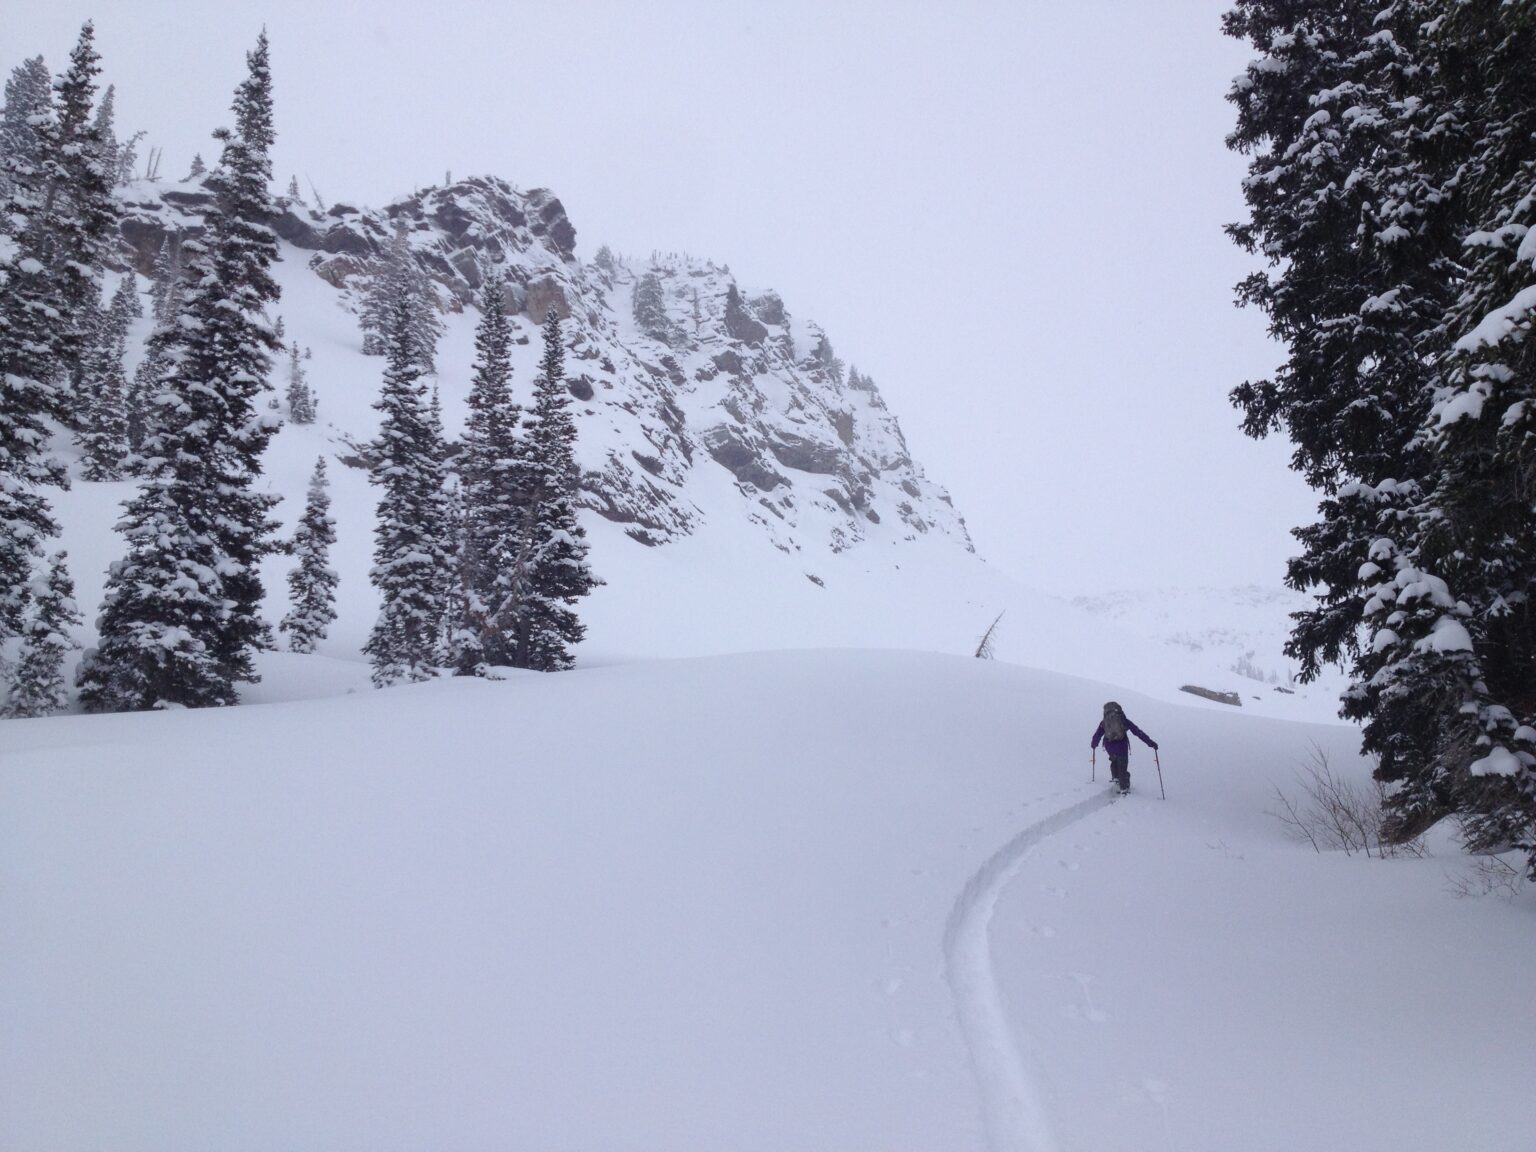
[0,28,117,658]
[365,297,450,686]
[286,344,316,423]
[50,23,120,384]
[511,309,598,671]
[0,56,52,199]
[203,30,283,675]
[280,457,337,654]
[1225,0,1536,869]
[4,551,81,718]
[77,277,140,481]
[1357,2,1536,860]
[454,271,525,673]
[81,32,282,710]
[632,270,673,345]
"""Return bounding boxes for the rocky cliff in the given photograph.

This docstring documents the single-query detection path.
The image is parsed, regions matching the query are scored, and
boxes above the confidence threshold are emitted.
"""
[115,174,971,557]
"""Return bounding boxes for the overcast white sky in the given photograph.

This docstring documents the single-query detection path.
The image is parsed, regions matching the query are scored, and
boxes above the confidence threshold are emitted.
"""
[11,0,1312,596]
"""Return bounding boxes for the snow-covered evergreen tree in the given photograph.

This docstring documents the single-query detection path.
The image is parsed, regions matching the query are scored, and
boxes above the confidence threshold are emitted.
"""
[200,30,284,676]
[121,239,186,459]
[358,230,442,373]
[0,55,51,199]
[148,234,183,321]
[76,304,129,482]
[126,336,166,460]
[1348,2,1536,862]
[454,270,524,673]
[4,551,81,719]
[632,270,673,345]
[1225,0,1458,674]
[280,457,338,654]
[1226,0,1536,869]
[723,282,767,345]
[0,54,70,647]
[76,360,232,709]
[49,23,120,381]
[80,31,282,711]
[808,327,844,385]
[107,270,144,335]
[115,130,144,186]
[90,82,119,181]
[285,344,316,423]
[75,276,140,481]
[511,309,598,671]
[365,296,450,686]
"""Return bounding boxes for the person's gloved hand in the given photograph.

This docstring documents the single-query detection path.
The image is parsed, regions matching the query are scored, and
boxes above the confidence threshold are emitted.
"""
[1149,741,1159,750]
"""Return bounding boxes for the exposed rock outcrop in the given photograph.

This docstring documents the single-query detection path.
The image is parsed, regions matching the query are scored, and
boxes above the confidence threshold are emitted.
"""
[113,174,971,557]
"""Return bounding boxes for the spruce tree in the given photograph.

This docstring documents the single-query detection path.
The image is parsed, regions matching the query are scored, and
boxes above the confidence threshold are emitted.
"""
[126,335,167,460]
[455,270,524,673]
[0,56,52,199]
[1226,0,1536,869]
[81,31,282,710]
[148,234,184,321]
[365,296,450,686]
[358,230,442,372]
[425,380,456,654]
[0,57,69,644]
[1224,2,1449,680]
[49,23,120,381]
[286,344,316,423]
[76,276,139,481]
[512,309,597,671]
[76,305,130,482]
[632,270,673,345]
[4,551,81,719]
[122,239,183,460]
[280,457,337,654]
[1351,2,1536,861]
[201,30,284,676]
[90,82,119,180]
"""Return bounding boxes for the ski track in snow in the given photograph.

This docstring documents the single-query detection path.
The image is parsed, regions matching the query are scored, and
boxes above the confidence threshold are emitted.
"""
[944,789,1119,1152]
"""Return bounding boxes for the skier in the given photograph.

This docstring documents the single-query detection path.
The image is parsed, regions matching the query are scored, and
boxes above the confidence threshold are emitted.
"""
[1091,701,1157,795]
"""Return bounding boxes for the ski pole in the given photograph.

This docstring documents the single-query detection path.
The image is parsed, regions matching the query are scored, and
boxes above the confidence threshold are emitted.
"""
[1155,748,1166,800]
[1091,748,1096,782]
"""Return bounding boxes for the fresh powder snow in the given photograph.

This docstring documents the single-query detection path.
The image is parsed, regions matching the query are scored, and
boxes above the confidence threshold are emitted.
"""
[3,652,1531,1151]
[2,175,1531,1152]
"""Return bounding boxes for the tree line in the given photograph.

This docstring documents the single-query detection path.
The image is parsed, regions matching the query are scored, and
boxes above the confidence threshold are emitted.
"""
[0,25,596,717]
[1225,0,1536,874]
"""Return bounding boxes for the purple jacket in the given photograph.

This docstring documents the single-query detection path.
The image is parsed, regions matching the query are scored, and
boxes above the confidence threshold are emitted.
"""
[1091,717,1156,757]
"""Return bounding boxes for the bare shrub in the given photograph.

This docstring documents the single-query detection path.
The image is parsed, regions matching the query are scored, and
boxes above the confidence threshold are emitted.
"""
[1445,842,1528,899]
[1269,745,1425,859]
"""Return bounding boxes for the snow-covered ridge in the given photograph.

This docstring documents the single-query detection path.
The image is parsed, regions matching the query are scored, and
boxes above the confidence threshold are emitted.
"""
[113,173,971,557]
[1070,584,1351,701]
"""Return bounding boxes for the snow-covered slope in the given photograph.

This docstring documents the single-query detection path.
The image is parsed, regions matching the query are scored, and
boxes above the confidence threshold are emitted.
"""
[8,176,1529,1152]
[3,651,1529,1151]
[54,172,1346,719]
[116,174,969,557]
[1072,584,1352,703]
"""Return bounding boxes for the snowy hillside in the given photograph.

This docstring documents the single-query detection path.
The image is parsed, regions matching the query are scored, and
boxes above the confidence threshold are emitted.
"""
[14,163,1527,1152]
[115,173,969,557]
[1071,584,1352,705]
[4,651,1529,1151]
[29,171,1346,719]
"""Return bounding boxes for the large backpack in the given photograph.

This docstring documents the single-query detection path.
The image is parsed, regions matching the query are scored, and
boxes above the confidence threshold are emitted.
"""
[1102,702,1127,742]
